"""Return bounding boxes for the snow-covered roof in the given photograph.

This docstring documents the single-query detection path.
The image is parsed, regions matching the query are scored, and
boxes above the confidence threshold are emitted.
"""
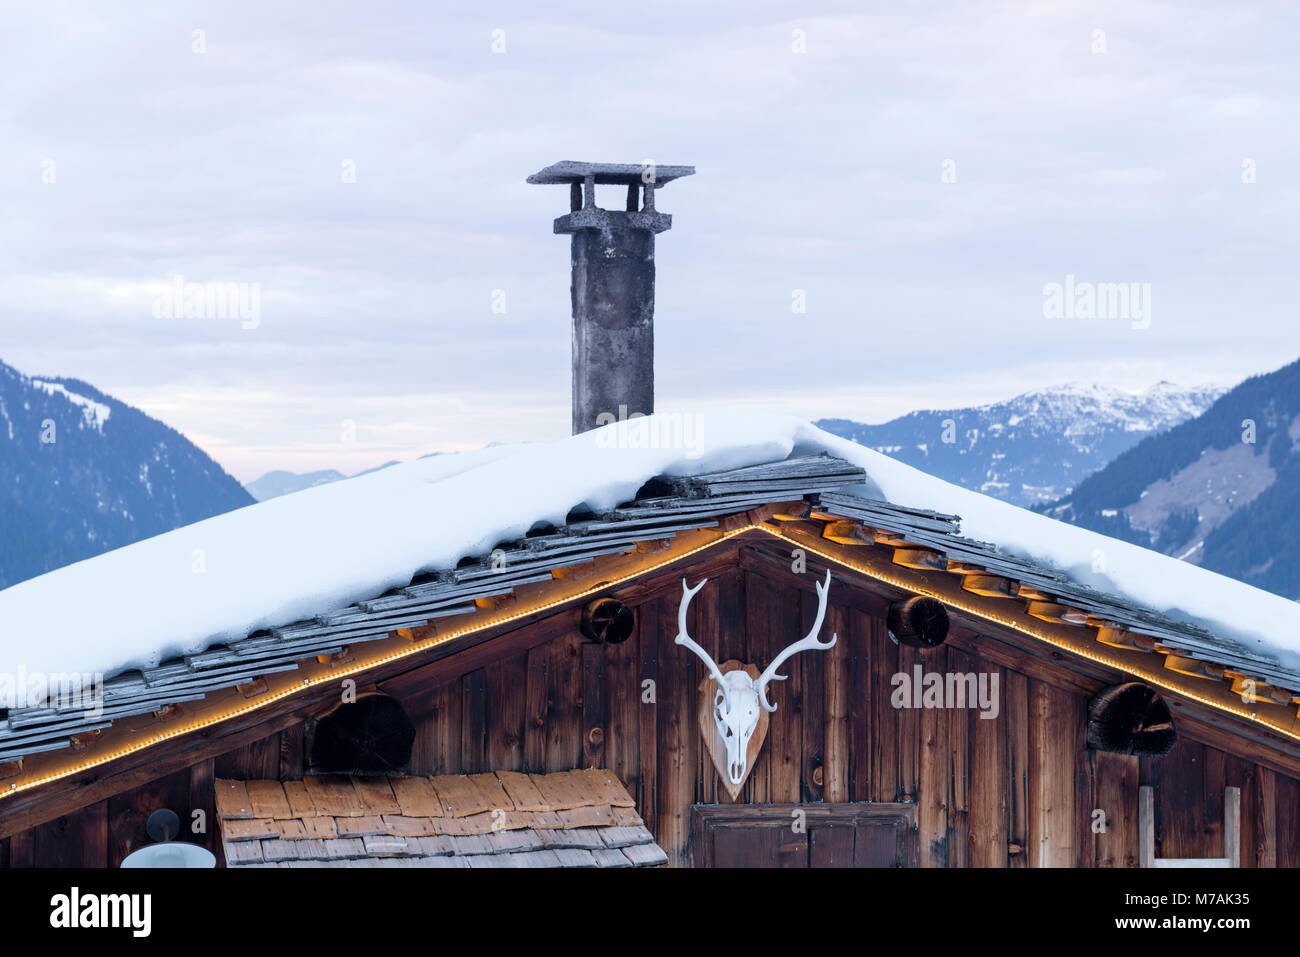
[3,411,1298,687]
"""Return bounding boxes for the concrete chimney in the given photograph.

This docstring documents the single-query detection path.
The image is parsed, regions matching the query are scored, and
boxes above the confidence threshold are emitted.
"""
[527,160,695,435]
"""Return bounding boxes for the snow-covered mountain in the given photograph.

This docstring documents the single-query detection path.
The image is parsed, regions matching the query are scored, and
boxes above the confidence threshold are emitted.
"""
[245,469,348,501]
[244,461,403,501]
[816,382,1222,507]
[1041,357,1300,600]
[0,358,254,589]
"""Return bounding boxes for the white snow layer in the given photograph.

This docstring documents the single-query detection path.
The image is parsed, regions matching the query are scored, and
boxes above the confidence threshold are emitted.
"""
[1,412,1296,682]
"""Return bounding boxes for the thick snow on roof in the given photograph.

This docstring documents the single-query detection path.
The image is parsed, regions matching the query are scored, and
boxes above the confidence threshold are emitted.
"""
[2,411,1297,682]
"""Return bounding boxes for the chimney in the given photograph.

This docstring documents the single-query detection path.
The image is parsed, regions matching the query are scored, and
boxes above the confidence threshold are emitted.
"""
[528,160,695,435]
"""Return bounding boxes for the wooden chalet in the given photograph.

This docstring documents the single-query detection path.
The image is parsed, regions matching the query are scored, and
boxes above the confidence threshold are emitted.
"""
[3,162,1298,869]
[2,445,1300,868]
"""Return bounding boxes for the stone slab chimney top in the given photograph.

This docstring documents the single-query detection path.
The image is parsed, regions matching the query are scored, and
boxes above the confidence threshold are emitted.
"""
[528,160,694,436]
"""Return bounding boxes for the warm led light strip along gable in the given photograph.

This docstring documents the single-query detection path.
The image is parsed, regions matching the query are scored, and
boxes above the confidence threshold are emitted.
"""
[4,521,1297,800]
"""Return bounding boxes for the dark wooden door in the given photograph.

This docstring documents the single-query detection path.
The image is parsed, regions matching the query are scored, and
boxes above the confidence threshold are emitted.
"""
[711,823,808,868]
[691,803,917,868]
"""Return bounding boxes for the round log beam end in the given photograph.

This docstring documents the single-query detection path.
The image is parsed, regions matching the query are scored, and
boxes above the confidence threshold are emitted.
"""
[1086,682,1177,756]
[888,596,950,649]
[310,693,416,774]
[580,597,636,645]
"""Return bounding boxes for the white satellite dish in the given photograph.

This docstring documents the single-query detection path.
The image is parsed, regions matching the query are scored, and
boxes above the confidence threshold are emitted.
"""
[120,809,216,869]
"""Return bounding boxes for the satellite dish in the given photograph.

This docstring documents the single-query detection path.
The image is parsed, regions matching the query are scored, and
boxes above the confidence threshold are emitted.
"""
[120,809,216,869]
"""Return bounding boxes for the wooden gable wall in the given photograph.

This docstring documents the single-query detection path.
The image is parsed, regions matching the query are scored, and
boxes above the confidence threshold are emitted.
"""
[5,535,1300,867]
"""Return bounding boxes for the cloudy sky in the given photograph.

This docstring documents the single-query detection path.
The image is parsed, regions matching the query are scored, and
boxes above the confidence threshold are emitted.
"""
[2,0,1297,481]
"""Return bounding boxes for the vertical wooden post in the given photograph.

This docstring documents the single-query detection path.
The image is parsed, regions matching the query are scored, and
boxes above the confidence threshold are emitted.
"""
[1138,785,1155,868]
[581,642,607,769]
[1224,786,1241,868]
[637,600,659,844]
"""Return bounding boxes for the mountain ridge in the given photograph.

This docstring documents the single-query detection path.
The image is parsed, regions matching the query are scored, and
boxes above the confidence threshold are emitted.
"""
[0,359,255,589]
[816,381,1222,507]
[1039,357,1300,599]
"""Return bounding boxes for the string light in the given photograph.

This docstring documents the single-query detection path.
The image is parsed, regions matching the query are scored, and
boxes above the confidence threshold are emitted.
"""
[4,519,1296,801]
[1,525,754,798]
[759,524,1300,742]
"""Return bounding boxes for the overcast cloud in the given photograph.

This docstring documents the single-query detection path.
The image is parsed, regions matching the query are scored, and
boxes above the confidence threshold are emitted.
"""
[2,0,1297,480]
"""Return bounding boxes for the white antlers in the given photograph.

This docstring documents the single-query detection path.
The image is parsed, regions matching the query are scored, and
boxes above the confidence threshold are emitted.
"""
[755,569,838,711]
[674,577,730,687]
[675,569,838,785]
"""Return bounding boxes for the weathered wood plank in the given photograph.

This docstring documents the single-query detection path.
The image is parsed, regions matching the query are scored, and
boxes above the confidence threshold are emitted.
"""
[218,730,281,780]
[809,825,854,867]
[423,680,462,776]
[867,610,898,803]
[1274,772,1299,867]
[1143,737,1204,859]
[523,645,549,773]
[388,775,443,817]
[581,641,607,770]
[214,779,254,820]
[1252,763,1276,868]
[766,580,803,804]
[692,566,723,806]
[849,610,871,803]
[1074,701,1095,869]
[604,615,640,802]
[485,654,526,772]
[918,645,950,867]
[968,661,1008,867]
[430,774,492,817]
[301,775,364,817]
[1005,670,1029,867]
[822,600,850,803]
[896,643,922,804]
[1203,745,1226,860]
[946,646,972,868]
[545,634,583,773]
[1027,680,1076,867]
[245,780,292,819]
[792,574,825,808]
[350,776,401,816]
[1093,752,1139,868]
[278,724,304,780]
[741,570,770,805]
[636,599,659,841]
[657,588,694,867]
[460,668,487,774]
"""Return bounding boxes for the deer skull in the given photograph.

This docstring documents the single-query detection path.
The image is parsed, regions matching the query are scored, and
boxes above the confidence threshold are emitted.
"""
[675,569,838,786]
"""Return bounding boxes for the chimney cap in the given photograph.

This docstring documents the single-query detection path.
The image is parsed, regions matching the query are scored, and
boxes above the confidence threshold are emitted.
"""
[527,160,695,186]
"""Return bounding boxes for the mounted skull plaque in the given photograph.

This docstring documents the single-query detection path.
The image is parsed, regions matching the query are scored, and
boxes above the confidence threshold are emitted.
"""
[675,569,838,798]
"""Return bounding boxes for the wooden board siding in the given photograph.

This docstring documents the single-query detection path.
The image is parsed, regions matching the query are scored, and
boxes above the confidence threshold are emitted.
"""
[6,540,1300,867]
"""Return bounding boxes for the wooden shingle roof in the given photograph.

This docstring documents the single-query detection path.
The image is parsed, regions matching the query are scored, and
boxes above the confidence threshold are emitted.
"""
[215,769,667,868]
[5,445,1300,784]
[0,454,861,766]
